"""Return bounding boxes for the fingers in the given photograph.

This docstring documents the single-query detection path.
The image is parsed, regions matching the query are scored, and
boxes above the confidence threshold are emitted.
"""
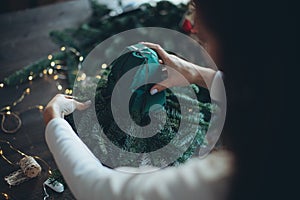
[62,95,91,110]
[140,42,169,62]
[73,100,92,111]
[150,79,172,95]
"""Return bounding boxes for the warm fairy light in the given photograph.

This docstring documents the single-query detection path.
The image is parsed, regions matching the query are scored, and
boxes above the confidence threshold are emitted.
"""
[48,68,54,75]
[43,69,47,75]
[65,89,73,95]
[25,88,31,94]
[57,84,63,91]
[50,61,56,67]
[0,83,4,88]
[53,75,59,80]
[96,75,101,79]
[79,56,84,62]
[188,108,193,112]
[5,106,11,110]
[38,105,44,110]
[101,63,108,69]
[48,54,53,60]
[6,111,11,115]
[56,65,62,69]
[81,73,86,80]
[1,192,9,199]
[60,46,66,51]
[28,76,33,81]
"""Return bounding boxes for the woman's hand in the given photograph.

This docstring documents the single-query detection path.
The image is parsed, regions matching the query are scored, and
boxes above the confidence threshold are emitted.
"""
[140,42,216,94]
[43,94,91,125]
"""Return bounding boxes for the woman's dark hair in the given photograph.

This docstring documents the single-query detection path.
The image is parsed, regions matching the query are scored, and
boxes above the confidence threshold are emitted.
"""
[192,1,288,200]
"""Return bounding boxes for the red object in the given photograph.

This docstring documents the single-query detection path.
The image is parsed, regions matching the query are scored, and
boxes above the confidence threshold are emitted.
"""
[182,19,193,33]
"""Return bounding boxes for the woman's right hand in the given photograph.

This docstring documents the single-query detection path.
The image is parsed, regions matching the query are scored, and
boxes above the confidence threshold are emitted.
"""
[140,42,216,95]
[43,94,91,125]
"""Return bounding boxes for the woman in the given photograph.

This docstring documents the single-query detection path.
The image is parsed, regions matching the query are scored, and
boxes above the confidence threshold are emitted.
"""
[43,0,257,199]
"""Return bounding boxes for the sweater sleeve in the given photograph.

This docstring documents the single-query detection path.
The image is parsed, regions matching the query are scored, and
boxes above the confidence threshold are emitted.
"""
[45,118,233,200]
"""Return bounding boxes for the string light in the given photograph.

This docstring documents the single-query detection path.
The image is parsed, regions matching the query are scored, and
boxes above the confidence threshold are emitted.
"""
[0,88,44,134]
[1,192,9,200]
[56,65,62,70]
[64,89,73,95]
[101,63,108,69]
[53,75,59,80]
[96,75,102,79]
[25,88,31,94]
[60,46,66,51]
[48,68,54,75]
[1,46,87,135]
[47,54,53,60]
[57,84,63,91]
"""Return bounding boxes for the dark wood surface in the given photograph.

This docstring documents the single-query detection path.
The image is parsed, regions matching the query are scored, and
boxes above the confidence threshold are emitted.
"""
[0,0,91,199]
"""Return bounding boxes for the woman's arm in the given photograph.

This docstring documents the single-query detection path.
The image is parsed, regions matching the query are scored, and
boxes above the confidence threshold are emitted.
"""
[45,118,233,200]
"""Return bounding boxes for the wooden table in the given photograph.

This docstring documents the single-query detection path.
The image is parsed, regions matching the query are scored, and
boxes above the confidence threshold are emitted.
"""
[0,0,91,199]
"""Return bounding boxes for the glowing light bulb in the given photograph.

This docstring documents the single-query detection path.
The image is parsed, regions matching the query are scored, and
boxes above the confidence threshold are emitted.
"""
[96,75,101,79]
[48,54,53,60]
[38,105,44,110]
[50,62,56,67]
[60,46,66,51]
[56,65,62,70]
[65,89,70,94]
[0,83,4,88]
[57,85,63,91]
[53,75,59,80]
[25,88,31,94]
[43,69,47,75]
[101,63,108,69]
[79,56,84,62]
[6,111,11,115]
[28,76,33,81]
[48,68,54,75]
